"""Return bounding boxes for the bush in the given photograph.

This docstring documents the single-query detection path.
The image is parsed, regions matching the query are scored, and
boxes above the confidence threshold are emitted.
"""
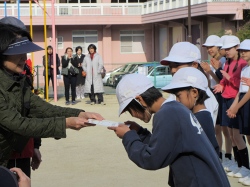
[236,21,250,41]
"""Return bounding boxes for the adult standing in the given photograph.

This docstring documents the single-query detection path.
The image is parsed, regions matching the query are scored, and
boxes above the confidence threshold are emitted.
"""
[61,47,78,105]
[42,45,60,99]
[0,16,41,178]
[82,44,105,105]
[73,46,85,100]
[0,23,103,169]
[0,24,103,169]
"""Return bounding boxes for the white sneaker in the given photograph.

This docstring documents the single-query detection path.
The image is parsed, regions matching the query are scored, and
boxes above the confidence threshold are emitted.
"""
[234,166,250,178]
[227,167,240,177]
[242,177,250,186]
[81,96,85,99]
[76,96,80,100]
[239,173,250,183]
[222,158,231,168]
[225,161,237,172]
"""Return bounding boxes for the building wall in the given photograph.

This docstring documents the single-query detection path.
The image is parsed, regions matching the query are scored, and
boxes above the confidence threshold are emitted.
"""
[110,24,153,69]
[29,24,154,86]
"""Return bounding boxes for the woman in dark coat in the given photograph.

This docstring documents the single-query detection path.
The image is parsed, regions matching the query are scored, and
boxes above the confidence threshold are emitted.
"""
[61,47,78,105]
[42,45,60,99]
[73,46,85,99]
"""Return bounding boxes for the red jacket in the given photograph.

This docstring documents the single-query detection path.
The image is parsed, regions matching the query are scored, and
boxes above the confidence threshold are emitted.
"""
[220,58,247,98]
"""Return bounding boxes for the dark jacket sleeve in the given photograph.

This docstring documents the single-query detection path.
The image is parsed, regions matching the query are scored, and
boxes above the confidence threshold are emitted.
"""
[61,56,70,68]
[34,138,41,149]
[71,57,78,68]
[215,67,223,80]
[0,93,66,138]
[56,54,60,68]
[122,105,181,170]
[29,92,83,118]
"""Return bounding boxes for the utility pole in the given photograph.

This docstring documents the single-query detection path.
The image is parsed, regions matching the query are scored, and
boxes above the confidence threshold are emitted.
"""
[187,0,192,43]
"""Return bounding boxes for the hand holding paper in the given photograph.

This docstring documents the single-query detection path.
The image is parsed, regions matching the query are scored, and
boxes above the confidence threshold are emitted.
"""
[88,119,123,127]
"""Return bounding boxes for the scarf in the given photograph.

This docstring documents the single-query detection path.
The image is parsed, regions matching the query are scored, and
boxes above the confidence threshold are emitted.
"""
[90,53,95,60]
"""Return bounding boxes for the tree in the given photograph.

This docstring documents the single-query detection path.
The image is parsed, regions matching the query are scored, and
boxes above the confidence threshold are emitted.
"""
[236,10,250,41]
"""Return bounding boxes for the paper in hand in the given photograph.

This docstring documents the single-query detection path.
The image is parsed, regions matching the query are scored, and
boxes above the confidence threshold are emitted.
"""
[88,119,123,127]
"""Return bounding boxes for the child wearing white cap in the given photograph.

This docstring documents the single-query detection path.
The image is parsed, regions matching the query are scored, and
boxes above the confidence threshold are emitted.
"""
[162,67,219,156]
[201,35,232,165]
[226,39,250,185]
[201,35,226,86]
[214,35,249,178]
[160,42,218,127]
[108,73,230,187]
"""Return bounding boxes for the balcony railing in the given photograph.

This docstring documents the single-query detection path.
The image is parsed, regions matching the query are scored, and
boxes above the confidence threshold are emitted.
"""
[0,3,143,16]
[0,0,246,17]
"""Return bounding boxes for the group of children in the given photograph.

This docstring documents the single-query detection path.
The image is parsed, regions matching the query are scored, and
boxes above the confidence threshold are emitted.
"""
[108,35,250,186]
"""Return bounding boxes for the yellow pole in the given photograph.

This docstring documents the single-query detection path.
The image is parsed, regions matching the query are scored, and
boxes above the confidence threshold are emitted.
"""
[43,0,48,101]
[29,0,34,91]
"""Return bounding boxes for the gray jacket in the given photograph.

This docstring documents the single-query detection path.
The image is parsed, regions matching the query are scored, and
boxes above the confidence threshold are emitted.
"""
[82,53,104,93]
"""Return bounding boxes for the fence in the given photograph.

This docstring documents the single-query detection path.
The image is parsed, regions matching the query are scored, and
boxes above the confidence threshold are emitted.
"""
[0,0,246,17]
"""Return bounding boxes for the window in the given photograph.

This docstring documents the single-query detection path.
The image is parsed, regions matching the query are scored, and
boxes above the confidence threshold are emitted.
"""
[150,67,167,76]
[120,30,145,53]
[72,30,98,54]
[57,36,63,49]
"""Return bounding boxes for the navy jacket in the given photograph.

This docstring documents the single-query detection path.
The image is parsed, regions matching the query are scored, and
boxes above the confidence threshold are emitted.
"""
[194,110,220,156]
[122,101,230,187]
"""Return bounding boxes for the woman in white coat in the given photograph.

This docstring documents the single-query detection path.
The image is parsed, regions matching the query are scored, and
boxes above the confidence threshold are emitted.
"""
[82,44,105,105]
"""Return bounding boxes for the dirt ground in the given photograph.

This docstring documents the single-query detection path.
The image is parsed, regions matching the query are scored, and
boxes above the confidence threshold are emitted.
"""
[31,95,241,187]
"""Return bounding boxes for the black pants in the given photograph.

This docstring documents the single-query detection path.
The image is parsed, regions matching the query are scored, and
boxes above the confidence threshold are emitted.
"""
[44,75,54,98]
[63,74,77,102]
[7,158,31,177]
[89,84,103,103]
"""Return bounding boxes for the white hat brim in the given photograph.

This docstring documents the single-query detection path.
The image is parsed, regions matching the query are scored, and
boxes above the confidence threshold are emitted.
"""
[118,98,133,116]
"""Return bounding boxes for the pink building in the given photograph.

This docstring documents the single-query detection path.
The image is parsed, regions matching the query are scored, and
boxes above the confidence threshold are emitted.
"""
[0,0,249,88]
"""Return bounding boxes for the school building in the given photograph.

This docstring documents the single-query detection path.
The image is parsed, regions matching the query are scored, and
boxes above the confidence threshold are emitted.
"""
[0,0,249,87]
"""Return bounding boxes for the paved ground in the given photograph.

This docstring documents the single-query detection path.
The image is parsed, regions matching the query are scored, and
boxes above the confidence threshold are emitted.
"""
[31,92,243,187]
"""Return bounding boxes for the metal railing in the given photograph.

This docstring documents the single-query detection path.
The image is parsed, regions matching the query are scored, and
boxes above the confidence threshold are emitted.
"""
[0,0,247,17]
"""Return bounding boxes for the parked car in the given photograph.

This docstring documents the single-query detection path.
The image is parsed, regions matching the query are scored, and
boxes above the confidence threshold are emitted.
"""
[102,66,122,86]
[109,62,149,87]
[114,65,172,88]
[113,62,159,87]
[147,65,172,88]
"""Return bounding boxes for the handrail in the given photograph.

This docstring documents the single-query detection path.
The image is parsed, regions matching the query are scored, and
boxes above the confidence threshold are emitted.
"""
[0,0,246,17]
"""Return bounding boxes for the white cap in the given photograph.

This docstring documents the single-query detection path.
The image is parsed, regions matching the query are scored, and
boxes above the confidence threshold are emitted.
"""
[116,73,153,116]
[221,35,240,49]
[202,35,222,47]
[161,42,201,65]
[238,39,250,51]
[219,35,229,48]
[162,67,208,92]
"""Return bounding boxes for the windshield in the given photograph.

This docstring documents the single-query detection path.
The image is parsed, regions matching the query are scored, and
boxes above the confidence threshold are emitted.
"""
[126,64,137,72]
[118,65,128,72]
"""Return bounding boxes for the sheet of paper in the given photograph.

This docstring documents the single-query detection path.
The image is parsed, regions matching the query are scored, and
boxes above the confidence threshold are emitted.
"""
[88,119,123,127]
